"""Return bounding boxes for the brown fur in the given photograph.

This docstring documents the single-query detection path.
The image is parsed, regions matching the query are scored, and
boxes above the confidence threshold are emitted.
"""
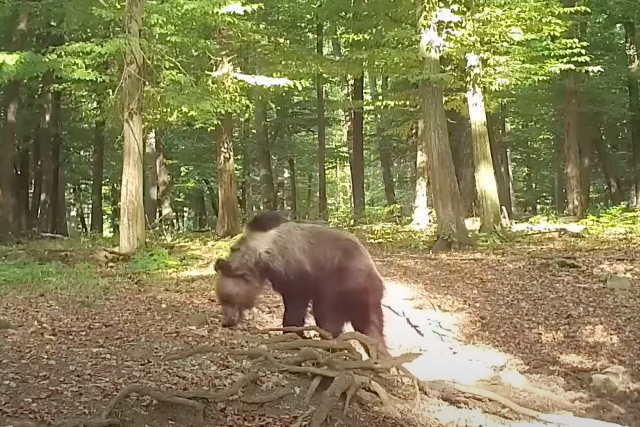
[214,219,389,356]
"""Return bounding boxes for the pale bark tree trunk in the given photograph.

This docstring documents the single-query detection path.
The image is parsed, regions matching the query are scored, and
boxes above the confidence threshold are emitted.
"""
[119,0,146,254]
[38,71,55,233]
[316,22,328,220]
[370,76,396,206]
[350,74,365,221]
[155,128,174,228]
[0,5,29,240]
[416,10,470,249]
[255,95,277,210]
[411,116,430,230]
[144,128,158,228]
[216,113,240,237]
[56,156,68,236]
[91,120,105,234]
[466,54,501,232]
[623,21,640,207]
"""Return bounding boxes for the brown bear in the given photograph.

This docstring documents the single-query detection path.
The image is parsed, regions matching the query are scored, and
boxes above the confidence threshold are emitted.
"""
[214,212,389,356]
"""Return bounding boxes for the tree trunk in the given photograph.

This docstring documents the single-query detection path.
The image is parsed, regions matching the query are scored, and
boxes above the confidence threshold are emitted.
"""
[242,138,253,220]
[0,6,29,240]
[417,15,470,250]
[592,114,624,205]
[74,185,88,235]
[287,157,298,219]
[203,178,219,218]
[216,113,240,237]
[57,159,68,236]
[144,128,158,228]
[37,71,55,233]
[255,95,277,210]
[91,120,105,234]
[466,55,501,232]
[350,74,365,221]
[487,112,513,220]
[110,184,120,236]
[50,90,63,234]
[563,71,584,218]
[623,21,640,207]
[31,127,42,227]
[371,76,396,206]
[17,146,30,232]
[155,128,174,228]
[411,115,430,230]
[316,22,328,220]
[119,0,146,254]
[554,114,565,214]
[306,172,313,218]
[448,110,475,216]
[193,187,207,229]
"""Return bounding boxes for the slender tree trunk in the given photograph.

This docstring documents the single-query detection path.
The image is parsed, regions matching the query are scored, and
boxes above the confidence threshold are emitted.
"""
[242,138,253,220]
[119,0,146,254]
[74,185,88,235]
[38,71,55,233]
[57,158,68,236]
[155,128,174,228]
[466,55,501,232]
[255,95,277,210]
[216,113,240,237]
[371,76,396,206]
[416,13,470,250]
[350,74,365,220]
[50,91,63,234]
[306,172,313,218]
[316,22,328,220]
[110,183,120,236]
[144,128,158,228]
[193,187,207,229]
[91,120,105,234]
[0,6,29,240]
[563,71,584,218]
[202,178,219,218]
[579,116,592,212]
[623,21,640,207]
[17,146,30,232]
[287,157,298,219]
[31,127,42,227]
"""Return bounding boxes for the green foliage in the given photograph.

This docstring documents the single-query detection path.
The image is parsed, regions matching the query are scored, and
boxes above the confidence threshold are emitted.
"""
[579,205,640,235]
[0,260,104,294]
[127,246,180,272]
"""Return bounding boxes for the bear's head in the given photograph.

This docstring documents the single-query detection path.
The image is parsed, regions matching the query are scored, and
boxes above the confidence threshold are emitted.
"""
[214,258,264,327]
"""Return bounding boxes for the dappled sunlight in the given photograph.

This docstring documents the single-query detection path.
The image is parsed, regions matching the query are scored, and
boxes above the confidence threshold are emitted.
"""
[581,325,620,345]
[557,353,597,369]
[381,279,510,386]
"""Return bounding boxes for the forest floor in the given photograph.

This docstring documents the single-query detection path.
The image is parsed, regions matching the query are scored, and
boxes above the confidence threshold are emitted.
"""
[1,224,639,427]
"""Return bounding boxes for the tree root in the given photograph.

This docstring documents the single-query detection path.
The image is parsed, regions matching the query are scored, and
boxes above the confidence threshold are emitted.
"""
[50,328,565,427]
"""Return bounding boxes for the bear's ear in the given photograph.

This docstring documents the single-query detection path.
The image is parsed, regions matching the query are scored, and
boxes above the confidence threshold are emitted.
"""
[214,258,233,275]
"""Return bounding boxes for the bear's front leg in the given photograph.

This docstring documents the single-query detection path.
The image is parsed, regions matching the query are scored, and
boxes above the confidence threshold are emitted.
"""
[281,294,311,338]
